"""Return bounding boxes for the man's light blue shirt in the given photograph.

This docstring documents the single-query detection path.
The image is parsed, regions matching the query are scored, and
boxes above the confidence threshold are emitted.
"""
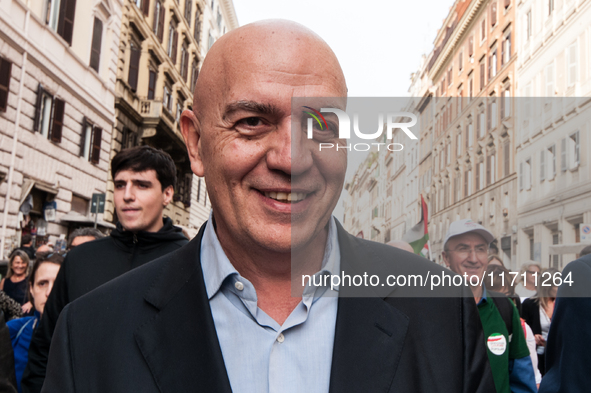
[200,214,340,393]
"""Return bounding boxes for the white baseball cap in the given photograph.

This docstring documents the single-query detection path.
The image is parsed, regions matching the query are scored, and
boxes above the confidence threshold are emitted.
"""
[443,219,494,250]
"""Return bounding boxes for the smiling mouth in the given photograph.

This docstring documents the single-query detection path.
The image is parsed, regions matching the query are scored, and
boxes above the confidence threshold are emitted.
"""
[263,191,309,203]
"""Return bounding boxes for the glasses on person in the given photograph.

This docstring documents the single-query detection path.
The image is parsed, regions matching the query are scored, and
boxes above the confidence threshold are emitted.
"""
[526,270,539,275]
[448,245,488,257]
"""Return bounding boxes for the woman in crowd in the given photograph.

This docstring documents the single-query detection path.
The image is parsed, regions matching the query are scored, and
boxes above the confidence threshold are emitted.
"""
[515,262,541,300]
[521,268,559,377]
[6,253,63,393]
[0,251,33,313]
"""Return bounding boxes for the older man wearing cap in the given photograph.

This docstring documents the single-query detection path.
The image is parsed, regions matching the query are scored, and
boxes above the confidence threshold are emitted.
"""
[443,219,536,393]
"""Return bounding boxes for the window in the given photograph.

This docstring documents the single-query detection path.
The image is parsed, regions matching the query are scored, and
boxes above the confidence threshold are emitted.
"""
[176,100,182,123]
[33,85,65,143]
[488,96,497,130]
[501,86,510,119]
[168,20,178,63]
[561,138,567,172]
[137,0,150,16]
[481,18,486,41]
[477,161,484,190]
[466,120,473,148]
[569,131,580,169]
[526,11,532,40]
[447,66,453,86]
[184,0,192,22]
[128,41,141,91]
[549,0,554,15]
[487,154,495,185]
[180,41,189,82]
[48,0,76,46]
[491,2,497,27]
[148,69,157,100]
[153,0,165,42]
[540,150,546,182]
[488,47,497,79]
[456,130,462,157]
[163,83,172,111]
[468,75,473,100]
[503,139,510,176]
[89,17,103,73]
[446,143,451,165]
[547,145,556,179]
[501,31,511,66]
[458,50,463,72]
[520,158,531,191]
[546,63,554,96]
[191,57,199,89]
[208,32,214,50]
[479,57,486,91]
[80,118,102,164]
[464,169,472,197]
[121,127,137,149]
[567,43,578,86]
[193,9,201,43]
[216,8,222,30]
[0,57,12,112]
[468,35,474,57]
[478,105,485,138]
[504,0,510,9]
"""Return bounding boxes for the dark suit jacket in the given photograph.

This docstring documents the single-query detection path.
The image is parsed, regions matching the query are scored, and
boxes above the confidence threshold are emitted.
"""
[521,297,542,335]
[539,256,591,393]
[42,221,495,393]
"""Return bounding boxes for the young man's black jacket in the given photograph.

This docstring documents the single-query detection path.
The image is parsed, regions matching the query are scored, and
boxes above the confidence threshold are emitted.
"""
[21,217,188,393]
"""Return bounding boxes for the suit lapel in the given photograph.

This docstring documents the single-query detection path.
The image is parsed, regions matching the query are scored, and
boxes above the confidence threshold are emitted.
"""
[134,223,232,393]
[329,223,410,393]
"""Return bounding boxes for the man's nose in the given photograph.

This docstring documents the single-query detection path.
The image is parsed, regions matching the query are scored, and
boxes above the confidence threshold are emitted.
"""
[123,183,135,201]
[266,117,313,176]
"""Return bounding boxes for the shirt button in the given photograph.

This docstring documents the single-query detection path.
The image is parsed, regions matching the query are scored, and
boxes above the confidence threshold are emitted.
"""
[277,333,285,343]
[234,281,244,291]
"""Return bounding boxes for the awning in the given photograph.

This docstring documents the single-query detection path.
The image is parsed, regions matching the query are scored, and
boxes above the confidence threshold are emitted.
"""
[59,211,116,229]
[19,179,58,206]
[548,243,590,255]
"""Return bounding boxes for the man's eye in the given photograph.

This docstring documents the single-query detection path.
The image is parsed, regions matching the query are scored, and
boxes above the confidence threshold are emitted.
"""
[238,117,264,127]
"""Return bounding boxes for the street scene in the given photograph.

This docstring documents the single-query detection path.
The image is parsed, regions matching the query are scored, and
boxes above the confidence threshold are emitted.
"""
[1,0,590,392]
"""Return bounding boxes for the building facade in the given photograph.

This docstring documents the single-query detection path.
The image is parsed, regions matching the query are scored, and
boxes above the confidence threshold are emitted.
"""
[107,0,237,233]
[0,0,123,257]
[515,0,591,270]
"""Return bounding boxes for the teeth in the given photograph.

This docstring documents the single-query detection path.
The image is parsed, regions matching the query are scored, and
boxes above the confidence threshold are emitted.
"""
[264,192,308,202]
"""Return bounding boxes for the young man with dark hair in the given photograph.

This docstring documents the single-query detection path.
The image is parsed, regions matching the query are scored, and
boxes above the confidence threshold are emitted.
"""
[17,234,36,261]
[22,146,189,393]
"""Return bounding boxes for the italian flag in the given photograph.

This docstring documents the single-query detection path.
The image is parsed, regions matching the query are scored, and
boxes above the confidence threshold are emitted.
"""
[402,195,430,256]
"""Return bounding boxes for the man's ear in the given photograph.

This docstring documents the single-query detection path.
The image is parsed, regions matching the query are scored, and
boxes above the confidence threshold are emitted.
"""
[162,185,174,206]
[180,109,205,177]
[442,251,451,268]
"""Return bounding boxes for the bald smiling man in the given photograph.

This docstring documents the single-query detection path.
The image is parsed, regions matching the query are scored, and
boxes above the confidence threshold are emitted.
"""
[41,21,494,393]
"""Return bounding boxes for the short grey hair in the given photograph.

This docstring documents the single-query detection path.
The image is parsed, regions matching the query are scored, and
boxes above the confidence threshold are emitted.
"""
[68,228,105,248]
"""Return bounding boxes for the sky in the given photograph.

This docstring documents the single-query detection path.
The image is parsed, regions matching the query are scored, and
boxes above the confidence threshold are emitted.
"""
[232,0,455,97]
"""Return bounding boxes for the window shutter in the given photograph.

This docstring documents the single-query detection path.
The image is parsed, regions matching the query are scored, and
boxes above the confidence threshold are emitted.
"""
[191,59,199,89]
[487,103,491,131]
[157,2,165,42]
[519,162,523,190]
[0,58,11,112]
[464,170,469,197]
[33,84,44,130]
[476,163,480,191]
[486,155,491,185]
[128,45,141,91]
[561,138,567,171]
[491,2,497,26]
[171,30,178,64]
[194,12,200,42]
[540,150,545,181]
[58,0,77,46]
[91,126,102,164]
[196,177,201,202]
[480,62,485,90]
[148,70,156,100]
[468,36,474,57]
[142,0,150,16]
[185,0,191,22]
[79,117,88,156]
[90,18,103,72]
[50,98,65,143]
[504,140,510,176]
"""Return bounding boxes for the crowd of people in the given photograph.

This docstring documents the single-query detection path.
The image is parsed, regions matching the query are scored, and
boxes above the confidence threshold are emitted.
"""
[0,19,588,393]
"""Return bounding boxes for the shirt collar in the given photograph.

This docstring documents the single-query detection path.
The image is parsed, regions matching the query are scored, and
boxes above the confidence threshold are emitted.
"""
[200,212,341,300]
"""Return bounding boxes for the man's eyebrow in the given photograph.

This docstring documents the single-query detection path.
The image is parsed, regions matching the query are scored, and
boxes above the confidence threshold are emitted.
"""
[223,100,282,120]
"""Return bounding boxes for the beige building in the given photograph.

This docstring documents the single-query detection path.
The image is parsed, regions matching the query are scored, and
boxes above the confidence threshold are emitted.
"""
[0,0,123,257]
[420,0,518,268]
[515,0,591,269]
[107,0,237,233]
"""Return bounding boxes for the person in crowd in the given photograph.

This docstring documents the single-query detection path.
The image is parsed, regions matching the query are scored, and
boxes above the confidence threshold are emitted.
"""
[386,240,414,253]
[34,245,51,256]
[66,228,104,250]
[0,310,18,393]
[7,254,63,393]
[16,235,35,261]
[0,251,32,314]
[578,244,591,257]
[488,254,505,267]
[515,263,540,300]
[21,146,189,393]
[538,255,591,393]
[486,264,541,388]
[39,20,495,393]
[0,291,23,321]
[521,268,558,377]
[443,219,536,393]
